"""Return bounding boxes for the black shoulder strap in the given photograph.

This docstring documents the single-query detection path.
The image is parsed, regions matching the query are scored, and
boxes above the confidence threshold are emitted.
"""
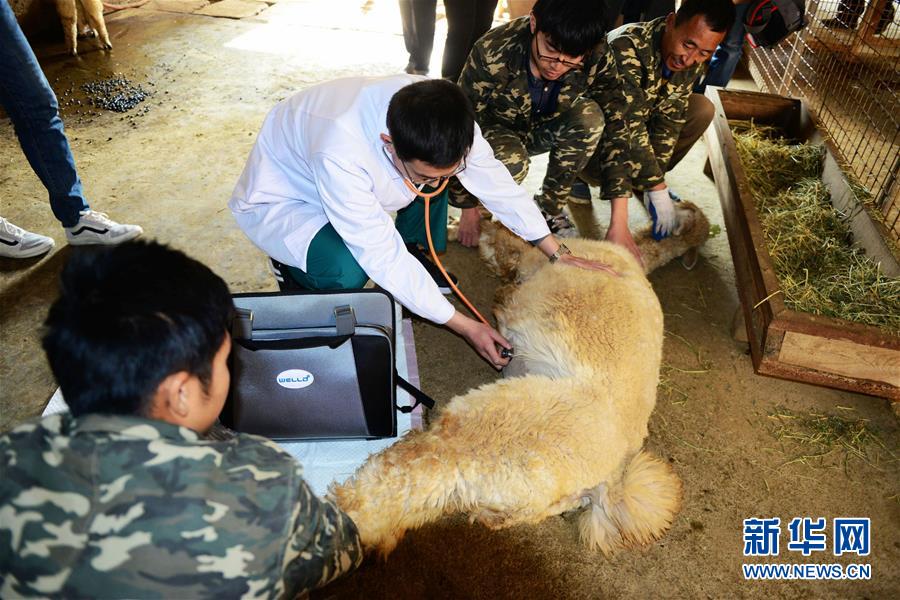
[395,373,436,413]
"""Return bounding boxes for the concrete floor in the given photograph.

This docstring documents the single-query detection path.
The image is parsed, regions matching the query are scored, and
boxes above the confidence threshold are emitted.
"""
[1,2,898,598]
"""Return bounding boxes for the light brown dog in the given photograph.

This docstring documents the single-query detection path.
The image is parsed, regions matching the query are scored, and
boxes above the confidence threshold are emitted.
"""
[331,202,709,557]
[54,0,111,55]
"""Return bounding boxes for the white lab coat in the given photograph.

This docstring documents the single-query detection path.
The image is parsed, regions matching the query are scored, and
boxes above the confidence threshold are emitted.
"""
[229,75,550,324]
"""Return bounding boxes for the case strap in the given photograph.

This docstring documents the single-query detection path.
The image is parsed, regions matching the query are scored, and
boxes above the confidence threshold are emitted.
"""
[395,373,436,413]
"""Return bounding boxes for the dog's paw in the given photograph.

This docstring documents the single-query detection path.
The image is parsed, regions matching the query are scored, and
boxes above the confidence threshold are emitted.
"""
[77,27,97,39]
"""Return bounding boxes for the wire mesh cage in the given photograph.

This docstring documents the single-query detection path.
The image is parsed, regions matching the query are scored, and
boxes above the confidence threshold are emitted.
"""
[745,0,900,244]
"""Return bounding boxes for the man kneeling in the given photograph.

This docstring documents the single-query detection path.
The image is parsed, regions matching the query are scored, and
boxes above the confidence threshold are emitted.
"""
[0,242,361,598]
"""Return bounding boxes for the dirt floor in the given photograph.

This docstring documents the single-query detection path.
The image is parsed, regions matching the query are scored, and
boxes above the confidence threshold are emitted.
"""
[0,1,898,598]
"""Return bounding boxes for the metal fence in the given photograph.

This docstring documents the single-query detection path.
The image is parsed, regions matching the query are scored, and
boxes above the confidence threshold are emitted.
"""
[746,0,900,243]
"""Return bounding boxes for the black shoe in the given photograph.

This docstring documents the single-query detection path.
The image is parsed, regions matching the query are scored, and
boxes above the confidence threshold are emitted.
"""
[269,257,308,292]
[406,244,458,294]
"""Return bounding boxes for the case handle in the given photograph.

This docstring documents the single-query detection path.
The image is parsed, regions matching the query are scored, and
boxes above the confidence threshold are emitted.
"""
[234,335,352,352]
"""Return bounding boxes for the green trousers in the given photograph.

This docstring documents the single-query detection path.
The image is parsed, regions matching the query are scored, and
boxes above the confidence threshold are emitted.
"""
[287,190,448,290]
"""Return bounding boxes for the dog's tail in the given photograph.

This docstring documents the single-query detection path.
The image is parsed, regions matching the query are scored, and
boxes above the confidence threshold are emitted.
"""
[577,450,681,555]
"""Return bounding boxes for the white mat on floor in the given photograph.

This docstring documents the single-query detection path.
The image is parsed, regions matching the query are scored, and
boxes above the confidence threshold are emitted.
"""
[43,313,423,497]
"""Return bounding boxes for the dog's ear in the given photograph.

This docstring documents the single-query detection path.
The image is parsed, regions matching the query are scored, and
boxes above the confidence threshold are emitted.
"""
[479,221,531,281]
[673,201,710,247]
[634,202,711,274]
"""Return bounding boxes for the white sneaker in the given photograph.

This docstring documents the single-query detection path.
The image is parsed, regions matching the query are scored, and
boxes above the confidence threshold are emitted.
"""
[64,210,143,246]
[0,217,55,258]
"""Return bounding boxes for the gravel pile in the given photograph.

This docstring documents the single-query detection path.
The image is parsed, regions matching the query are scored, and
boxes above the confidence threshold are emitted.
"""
[80,76,149,113]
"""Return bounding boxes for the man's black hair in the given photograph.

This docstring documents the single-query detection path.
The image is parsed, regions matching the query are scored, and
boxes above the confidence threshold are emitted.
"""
[43,241,234,417]
[675,0,737,32]
[531,0,608,58]
[386,79,475,168]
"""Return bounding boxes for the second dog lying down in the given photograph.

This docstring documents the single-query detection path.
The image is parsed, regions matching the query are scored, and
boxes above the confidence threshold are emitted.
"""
[331,202,709,557]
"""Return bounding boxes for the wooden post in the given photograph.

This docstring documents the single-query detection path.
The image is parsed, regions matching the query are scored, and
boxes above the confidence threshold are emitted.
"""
[858,0,890,44]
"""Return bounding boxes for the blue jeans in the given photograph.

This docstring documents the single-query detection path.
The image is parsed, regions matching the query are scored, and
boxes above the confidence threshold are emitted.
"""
[695,2,750,94]
[0,1,89,227]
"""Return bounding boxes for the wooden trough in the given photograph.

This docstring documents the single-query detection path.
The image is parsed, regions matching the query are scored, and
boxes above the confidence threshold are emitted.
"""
[704,88,900,401]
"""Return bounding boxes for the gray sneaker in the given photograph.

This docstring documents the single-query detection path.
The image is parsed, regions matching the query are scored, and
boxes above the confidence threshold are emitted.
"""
[65,210,143,246]
[0,217,55,258]
[540,209,578,238]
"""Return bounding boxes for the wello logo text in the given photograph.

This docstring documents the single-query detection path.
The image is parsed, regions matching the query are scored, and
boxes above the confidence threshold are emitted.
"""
[276,369,315,389]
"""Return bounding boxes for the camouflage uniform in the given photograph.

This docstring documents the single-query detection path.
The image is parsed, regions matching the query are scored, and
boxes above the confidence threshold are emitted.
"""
[0,413,362,598]
[591,17,710,191]
[453,16,633,214]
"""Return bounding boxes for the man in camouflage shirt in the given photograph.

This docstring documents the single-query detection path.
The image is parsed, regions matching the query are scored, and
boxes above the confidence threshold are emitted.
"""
[583,0,734,242]
[0,241,362,598]
[453,0,638,260]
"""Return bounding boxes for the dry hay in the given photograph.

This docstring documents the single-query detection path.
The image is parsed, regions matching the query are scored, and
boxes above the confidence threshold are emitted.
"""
[731,121,900,335]
[767,406,897,476]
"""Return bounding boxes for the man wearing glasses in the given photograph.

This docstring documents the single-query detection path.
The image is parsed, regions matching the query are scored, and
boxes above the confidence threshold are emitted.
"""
[229,76,612,369]
[453,0,639,263]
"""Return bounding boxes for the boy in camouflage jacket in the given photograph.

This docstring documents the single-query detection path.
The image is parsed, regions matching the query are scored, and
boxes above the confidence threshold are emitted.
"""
[0,242,362,598]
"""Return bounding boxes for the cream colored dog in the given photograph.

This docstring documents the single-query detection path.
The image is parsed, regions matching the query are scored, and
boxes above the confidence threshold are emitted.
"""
[54,0,112,55]
[331,202,709,557]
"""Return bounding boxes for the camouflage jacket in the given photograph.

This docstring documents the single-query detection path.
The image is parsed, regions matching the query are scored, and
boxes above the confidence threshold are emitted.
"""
[608,17,707,190]
[0,413,362,598]
[459,17,633,199]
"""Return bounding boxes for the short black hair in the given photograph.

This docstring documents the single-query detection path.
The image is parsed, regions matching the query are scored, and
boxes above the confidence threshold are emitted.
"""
[675,0,737,33]
[531,0,608,57]
[386,79,475,168]
[43,241,234,418]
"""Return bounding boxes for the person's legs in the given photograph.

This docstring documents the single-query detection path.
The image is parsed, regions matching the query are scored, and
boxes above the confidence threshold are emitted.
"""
[642,0,675,21]
[394,189,449,252]
[876,1,895,35]
[285,224,369,290]
[695,2,750,93]
[400,0,417,62]
[0,2,87,227]
[824,0,866,28]
[442,0,474,81]
[442,0,497,81]
[622,0,650,24]
[400,0,437,73]
[666,93,714,171]
[395,189,458,291]
[286,194,453,291]
[530,97,605,215]
[448,124,529,209]
[472,0,498,52]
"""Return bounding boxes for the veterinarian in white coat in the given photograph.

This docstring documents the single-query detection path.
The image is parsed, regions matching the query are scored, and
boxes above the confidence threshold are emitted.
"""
[230,75,613,367]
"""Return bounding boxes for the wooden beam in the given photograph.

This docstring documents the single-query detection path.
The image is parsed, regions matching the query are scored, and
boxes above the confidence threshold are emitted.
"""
[779,331,900,388]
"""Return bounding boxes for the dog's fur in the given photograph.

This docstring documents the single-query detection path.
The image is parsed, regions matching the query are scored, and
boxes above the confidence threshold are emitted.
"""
[331,202,709,557]
[54,0,111,55]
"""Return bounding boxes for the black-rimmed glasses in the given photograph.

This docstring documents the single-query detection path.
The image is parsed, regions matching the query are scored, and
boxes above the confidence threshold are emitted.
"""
[534,35,584,69]
[382,143,467,190]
